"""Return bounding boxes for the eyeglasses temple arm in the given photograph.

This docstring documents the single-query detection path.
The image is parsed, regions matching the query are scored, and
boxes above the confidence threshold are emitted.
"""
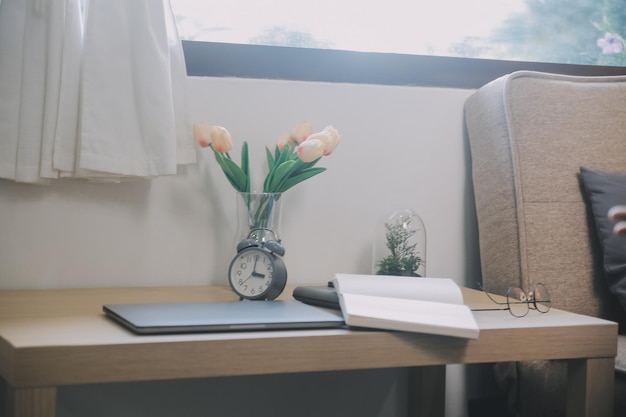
[476,281,509,306]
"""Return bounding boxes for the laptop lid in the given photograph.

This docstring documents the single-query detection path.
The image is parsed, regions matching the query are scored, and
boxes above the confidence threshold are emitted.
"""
[103,300,345,335]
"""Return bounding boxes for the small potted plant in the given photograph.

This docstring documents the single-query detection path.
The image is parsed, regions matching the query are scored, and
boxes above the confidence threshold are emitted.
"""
[374,210,425,277]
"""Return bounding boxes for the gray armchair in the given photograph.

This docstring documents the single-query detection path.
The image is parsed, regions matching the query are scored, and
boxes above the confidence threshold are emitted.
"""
[464,71,626,417]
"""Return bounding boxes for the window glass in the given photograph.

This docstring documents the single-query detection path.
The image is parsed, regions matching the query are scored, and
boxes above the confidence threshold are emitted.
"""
[171,0,626,67]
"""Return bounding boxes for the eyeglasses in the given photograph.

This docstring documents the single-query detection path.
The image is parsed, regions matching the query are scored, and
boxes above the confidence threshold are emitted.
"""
[473,282,551,318]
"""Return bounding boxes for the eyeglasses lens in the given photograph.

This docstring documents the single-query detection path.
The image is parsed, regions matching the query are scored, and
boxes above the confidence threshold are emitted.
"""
[507,287,529,317]
[532,283,551,313]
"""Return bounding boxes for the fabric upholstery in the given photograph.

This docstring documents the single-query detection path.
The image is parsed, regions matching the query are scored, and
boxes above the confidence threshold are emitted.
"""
[580,166,626,312]
[464,70,626,417]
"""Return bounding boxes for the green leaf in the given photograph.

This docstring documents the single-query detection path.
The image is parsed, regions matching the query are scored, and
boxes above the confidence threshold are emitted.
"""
[274,142,293,161]
[266,159,298,192]
[223,159,248,191]
[264,145,286,191]
[275,144,292,166]
[214,151,247,192]
[241,142,250,192]
[277,167,326,192]
[263,170,272,193]
[290,157,320,176]
[265,146,275,172]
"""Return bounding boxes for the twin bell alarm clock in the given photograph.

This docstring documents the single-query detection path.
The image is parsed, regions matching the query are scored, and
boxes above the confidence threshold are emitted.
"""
[228,228,287,300]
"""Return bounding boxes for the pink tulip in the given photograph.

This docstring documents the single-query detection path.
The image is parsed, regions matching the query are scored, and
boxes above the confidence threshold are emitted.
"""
[210,126,233,153]
[276,132,291,150]
[192,121,212,148]
[290,121,313,144]
[296,139,325,162]
[308,125,341,156]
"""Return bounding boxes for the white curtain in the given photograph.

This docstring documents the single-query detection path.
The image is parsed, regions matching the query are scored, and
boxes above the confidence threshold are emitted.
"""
[0,0,195,183]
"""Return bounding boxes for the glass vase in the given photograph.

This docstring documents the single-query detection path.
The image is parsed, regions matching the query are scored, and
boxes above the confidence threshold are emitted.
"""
[372,209,426,277]
[235,192,284,246]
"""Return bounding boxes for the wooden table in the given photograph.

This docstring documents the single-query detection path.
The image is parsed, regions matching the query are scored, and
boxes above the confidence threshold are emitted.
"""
[0,285,617,417]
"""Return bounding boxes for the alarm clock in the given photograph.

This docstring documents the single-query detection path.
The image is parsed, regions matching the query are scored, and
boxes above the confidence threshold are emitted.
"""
[228,231,287,300]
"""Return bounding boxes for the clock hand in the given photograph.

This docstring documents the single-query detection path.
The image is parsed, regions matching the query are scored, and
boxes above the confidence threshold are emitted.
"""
[250,256,265,278]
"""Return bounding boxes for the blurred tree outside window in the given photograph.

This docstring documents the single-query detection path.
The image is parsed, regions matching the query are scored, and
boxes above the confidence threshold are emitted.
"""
[172,0,626,67]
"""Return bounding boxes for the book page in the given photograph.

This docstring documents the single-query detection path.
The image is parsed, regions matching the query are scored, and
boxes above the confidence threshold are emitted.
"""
[340,293,479,339]
[333,274,464,305]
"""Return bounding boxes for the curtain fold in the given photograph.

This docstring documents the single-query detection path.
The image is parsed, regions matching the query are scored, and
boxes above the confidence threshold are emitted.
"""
[0,0,195,184]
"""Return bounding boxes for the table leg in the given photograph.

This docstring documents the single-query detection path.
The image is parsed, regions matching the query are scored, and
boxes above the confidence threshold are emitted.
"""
[566,357,614,417]
[6,387,56,417]
[407,365,446,417]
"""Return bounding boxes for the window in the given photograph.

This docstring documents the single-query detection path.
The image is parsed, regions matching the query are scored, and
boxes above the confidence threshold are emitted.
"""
[172,0,626,87]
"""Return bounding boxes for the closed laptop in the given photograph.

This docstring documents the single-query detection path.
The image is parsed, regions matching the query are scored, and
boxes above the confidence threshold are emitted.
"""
[103,300,345,335]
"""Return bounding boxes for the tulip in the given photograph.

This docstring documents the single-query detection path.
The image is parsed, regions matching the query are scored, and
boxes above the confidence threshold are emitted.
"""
[210,125,233,153]
[290,121,313,144]
[195,120,340,195]
[276,132,290,150]
[192,121,212,148]
[296,139,325,163]
[308,125,341,156]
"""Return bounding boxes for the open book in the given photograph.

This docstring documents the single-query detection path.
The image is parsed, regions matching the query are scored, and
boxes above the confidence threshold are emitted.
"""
[333,274,479,339]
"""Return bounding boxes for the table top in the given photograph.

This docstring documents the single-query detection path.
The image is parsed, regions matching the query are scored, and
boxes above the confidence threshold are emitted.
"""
[0,285,617,388]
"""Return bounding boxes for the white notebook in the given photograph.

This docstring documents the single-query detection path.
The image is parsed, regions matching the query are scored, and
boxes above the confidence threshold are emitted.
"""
[333,274,479,339]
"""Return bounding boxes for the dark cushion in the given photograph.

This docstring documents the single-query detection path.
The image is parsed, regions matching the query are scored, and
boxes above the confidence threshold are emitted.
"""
[580,166,626,312]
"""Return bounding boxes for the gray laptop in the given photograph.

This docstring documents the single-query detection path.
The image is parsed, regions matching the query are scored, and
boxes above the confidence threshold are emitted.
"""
[103,300,345,335]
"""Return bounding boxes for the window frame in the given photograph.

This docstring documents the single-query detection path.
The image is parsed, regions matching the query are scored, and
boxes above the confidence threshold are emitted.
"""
[182,41,626,89]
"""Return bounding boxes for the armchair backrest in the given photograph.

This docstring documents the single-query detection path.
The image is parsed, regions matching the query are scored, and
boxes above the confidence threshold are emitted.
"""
[465,70,626,324]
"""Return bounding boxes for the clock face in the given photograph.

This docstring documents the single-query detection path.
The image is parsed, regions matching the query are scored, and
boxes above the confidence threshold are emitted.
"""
[228,247,277,299]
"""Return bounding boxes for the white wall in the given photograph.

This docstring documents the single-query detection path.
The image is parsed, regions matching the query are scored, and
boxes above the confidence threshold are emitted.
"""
[0,76,484,417]
[0,77,480,289]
